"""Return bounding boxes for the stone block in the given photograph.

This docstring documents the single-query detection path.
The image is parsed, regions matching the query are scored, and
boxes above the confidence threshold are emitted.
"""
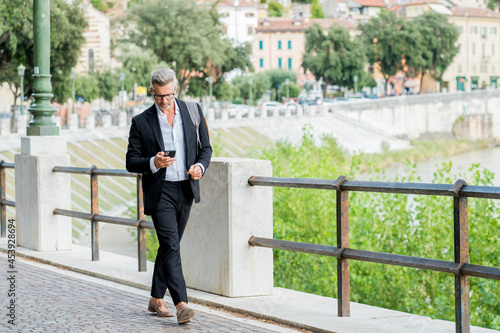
[15,136,71,251]
[182,158,273,297]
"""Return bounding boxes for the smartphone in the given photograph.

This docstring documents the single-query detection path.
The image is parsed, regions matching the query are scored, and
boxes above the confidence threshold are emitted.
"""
[164,150,176,157]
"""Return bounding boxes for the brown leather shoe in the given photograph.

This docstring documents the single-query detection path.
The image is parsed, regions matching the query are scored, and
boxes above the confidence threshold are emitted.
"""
[148,297,174,317]
[176,305,194,324]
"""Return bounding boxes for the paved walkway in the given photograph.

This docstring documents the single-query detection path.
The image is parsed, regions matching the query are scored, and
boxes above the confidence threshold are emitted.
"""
[0,256,296,332]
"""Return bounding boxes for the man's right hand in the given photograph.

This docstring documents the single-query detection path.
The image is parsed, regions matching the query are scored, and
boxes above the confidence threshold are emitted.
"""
[154,152,176,169]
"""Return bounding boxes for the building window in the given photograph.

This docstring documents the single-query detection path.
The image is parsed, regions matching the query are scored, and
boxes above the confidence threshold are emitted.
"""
[260,58,263,68]
[472,43,475,55]
[288,58,292,69]
[88,49,94,74]
[247,26,253,35]
[259,40,263,50]
[457,25,463,34]
[493,65,496,73]
[457,44,461,55]
[493,43,496,56]
[481,26,487,38]
[245,12,255,17]
[471,26,478,34]
[278,41,282,49]
[491,27,497,35]
[472,65,476,73]
[482,43,486,58]
[481,65,487,73]
[278,58,282,68]
[288,40,292,49]
[458,65,462,73]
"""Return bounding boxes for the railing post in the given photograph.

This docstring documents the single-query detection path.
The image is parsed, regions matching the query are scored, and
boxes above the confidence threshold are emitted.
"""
[452,179,470,333]
[0,161,6,238]
[137,175,147,272]
[90,166,99,261]
[336,175,350,317]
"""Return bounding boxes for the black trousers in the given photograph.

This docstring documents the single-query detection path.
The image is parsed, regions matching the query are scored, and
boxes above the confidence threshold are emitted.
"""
[150,180,193,305]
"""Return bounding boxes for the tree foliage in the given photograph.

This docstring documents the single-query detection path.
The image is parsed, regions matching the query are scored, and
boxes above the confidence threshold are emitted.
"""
[302,24,366,96]
[127,0,250,99]
[262,127,500,330]
[414,12,459,82]
[268,1,284,17]
[0,0,87,104]
[311,0,324,18]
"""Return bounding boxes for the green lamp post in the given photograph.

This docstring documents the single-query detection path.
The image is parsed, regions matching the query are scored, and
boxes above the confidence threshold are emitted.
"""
[285,78,290,100]
[207,76,213,107]
[353,75,358,95]
[70,70,76,114]
[28,0,59,136]
[119,72,125,113]
[17,64,26,115]
[248,77,253,106]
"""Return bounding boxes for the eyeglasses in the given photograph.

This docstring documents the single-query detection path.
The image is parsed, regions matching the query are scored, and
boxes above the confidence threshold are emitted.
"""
[153,92,175,100]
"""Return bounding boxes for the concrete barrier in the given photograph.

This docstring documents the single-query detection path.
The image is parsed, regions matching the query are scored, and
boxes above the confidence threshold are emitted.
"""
[15,136,72,251]
[182,158,274,297]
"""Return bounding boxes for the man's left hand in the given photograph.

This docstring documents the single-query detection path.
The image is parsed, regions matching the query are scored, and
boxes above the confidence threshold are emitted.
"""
[187,165,202,180]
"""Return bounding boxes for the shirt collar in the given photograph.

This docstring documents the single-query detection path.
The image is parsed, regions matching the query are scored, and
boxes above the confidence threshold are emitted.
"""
[155,98,179,117]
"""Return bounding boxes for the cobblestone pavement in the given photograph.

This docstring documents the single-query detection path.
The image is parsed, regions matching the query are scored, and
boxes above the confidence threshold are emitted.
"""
[0,256,285,332]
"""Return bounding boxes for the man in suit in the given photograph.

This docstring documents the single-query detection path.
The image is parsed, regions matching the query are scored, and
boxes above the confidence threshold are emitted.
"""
[126,68,212,324]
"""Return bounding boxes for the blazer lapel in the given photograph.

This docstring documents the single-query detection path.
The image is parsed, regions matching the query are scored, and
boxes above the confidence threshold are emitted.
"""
[145,104,165,150]
[177,99,193,166]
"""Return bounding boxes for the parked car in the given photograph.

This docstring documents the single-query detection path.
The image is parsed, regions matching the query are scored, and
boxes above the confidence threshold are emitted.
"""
[227,104,249,118]
[262,101,285,117]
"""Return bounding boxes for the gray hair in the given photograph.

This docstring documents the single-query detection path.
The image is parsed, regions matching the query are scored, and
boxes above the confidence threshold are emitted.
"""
[150,68,177,88]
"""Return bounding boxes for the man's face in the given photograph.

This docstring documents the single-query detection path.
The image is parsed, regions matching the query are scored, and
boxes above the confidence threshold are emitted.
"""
[150,82,176,112]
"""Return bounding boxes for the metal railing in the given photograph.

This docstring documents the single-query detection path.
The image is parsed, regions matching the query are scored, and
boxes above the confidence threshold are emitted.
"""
[0,161,15,238]
[51,165,152,272]
[247,175,500,333]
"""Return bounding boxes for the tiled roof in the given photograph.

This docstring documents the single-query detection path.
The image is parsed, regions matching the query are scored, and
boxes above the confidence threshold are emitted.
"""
[217,0,257,7]
[406,0,441,6]
[352,0,385,7]
[256,18,358,33]
[451,6,500,18]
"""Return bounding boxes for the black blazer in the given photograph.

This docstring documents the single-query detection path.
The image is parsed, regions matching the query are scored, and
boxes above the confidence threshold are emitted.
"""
[125,99,212,215]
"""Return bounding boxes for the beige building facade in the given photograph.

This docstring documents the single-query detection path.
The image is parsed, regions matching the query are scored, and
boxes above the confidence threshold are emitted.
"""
[253,18,358,85]
[75,3,111,74]
[444,8,500,91]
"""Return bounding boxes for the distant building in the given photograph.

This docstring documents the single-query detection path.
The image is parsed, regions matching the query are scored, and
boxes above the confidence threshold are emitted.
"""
[351,0,386,16]
[75,2,111,74]
[444,7,500,91]
[253,18,358,85]
[217,0,259,46]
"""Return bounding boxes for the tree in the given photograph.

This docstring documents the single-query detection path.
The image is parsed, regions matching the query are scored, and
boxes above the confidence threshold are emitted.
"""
[487,0,499,10]
[414,12,459,83]
[233,73,271,104]
[311,0,325,18]
[120,46,169,90]
[268,2,284,17]
[359,11,424,94]
[96,69,120,102]
[302,24,366,97]
[127,0,247,99]
[0,0,87,106]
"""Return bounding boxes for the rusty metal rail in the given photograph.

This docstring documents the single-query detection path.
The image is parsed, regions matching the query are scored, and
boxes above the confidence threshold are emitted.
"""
[248,175,500,333]
[52,165,150,272]
[0,161,15,238]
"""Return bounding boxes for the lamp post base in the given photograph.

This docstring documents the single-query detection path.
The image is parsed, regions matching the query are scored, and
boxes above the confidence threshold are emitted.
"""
[27,126,60,136]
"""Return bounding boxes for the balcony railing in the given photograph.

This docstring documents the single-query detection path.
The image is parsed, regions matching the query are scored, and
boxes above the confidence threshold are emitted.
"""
[51,165,152,272]
[0,161,15,238]
[247,175,500,333]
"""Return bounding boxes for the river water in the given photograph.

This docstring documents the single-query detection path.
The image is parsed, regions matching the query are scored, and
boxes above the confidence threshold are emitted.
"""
[379,146,500,185]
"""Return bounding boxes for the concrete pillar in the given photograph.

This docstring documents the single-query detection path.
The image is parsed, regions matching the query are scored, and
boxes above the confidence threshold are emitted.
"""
[15,137,71,251]
[102,114,112,128]
[17,114,29,136]
[118,112,127,127]
[69,113,78,130]
[182,158,273,297]
[85,114,95,129]
[221,108,229,121]
[206,107,215,122]
[247,107,255,119]
[0,118,10,135]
